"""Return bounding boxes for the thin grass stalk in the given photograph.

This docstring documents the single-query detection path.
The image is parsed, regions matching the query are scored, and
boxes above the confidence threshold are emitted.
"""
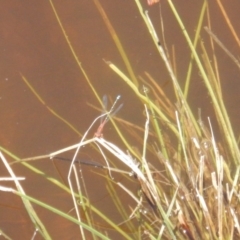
[93,0,139,87]
[105,185,138,239]
[209,119,223,239]
[0,152,51,239]
[184,0,207,97]
[215,0,240,48]
[0,229,11,240]
[0,177,25,181]
[141,105,159,204]
[21,74,81,136]
[198,155,204,200]
[206,5,222,93]
[106,181,133,222]
[144,89,169,160]
[48,0,103,106]
[175,111,190,171]
[74,165,96,240]
[171,45,177,78]
[144,11,183,101]
[117,182,141,210]
[143,72,175,118]
[140,85,173,124]
[196,188,216,238]
[159,5,170,65]
[72,165,86,240]
[86,195,136,239]
[218,156,223,240]
[158,188,178,240]
[230,207,240,236]
[74,171,98,240]
[200,42,222,100]
[204,27,240,70]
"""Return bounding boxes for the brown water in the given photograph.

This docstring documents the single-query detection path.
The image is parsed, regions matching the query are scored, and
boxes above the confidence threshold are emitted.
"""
[0,0,240,239]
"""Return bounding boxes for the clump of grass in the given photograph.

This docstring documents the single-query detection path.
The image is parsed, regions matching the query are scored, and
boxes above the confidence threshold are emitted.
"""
[1,0,240,239]
[103,1,240,239]
[104,1,240,239]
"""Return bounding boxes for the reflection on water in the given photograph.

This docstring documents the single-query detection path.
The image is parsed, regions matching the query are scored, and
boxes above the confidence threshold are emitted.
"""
[0,0,240,239]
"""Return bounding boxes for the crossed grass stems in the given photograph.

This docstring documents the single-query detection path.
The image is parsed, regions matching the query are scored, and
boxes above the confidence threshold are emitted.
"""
[1,0,240,239]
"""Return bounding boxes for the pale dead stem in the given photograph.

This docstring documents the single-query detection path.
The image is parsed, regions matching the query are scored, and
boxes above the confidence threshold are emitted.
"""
[0,151,50,239]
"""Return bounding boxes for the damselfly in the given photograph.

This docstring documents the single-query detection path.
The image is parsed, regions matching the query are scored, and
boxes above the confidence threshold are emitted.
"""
[94,95,123,138]
[53,156,104,168]
[52,156,131,175]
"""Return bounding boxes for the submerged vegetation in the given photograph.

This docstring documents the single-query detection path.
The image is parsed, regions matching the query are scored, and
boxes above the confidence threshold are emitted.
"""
[1,0,240,239]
